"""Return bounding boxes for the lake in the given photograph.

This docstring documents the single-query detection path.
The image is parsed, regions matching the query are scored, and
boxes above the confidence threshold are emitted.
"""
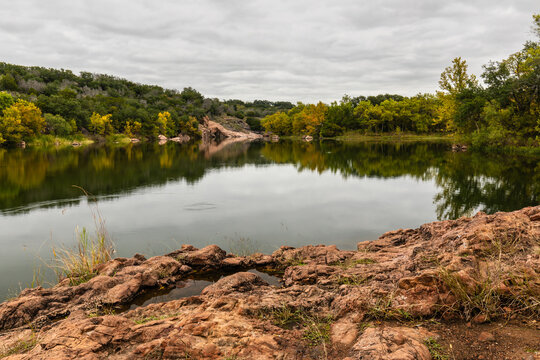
[0,139,538,300]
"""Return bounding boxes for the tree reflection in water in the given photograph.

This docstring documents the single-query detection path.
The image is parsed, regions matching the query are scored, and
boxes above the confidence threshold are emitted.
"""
[0,140,537,219]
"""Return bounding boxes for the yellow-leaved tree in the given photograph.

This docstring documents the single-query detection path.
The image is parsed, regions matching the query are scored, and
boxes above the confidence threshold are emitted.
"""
[291,102,327,135]
[124,121,142,138]
[0,99,46,144]
[157,111,175,137]
[261,112,292,135]
[88,113,114,135]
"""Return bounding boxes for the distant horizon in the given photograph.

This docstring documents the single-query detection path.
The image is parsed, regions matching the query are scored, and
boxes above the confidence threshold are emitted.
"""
[1,1,538,102]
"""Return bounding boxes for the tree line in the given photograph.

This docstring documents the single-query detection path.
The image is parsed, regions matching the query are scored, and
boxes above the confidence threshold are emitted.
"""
[0,14,538,148]
[261,14,540,148]
[0,63,293,146]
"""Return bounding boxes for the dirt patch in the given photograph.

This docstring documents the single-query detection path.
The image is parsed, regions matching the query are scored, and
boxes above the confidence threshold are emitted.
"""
[427,320,540,360]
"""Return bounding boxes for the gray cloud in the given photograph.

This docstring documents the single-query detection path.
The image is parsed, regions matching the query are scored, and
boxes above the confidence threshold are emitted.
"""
[0,0,538,102]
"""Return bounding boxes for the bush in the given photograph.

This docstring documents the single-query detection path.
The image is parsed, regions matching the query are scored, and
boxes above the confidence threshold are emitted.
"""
[246,117,262,132]
[319,122,344,137]
[44,113,72,136]
[470,123,510,149]
[0,99,46,143]
[0,91,14,114]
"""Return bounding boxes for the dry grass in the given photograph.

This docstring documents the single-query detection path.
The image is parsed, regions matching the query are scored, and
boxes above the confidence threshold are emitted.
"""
[228,237,259,257]
[437,230,539,321]
[438,266,540,320]
[51,187,114,286]
[52,226,113,286]
[480,233,527,259]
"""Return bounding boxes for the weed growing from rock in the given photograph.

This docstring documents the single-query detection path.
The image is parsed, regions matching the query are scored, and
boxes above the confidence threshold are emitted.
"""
[286,253,307,267]
[438,262,540,320]
[366,294,412,321]
[301,313,333,347]
[423,337,449,360]
[257,304,333,351]
[356,322,372,333]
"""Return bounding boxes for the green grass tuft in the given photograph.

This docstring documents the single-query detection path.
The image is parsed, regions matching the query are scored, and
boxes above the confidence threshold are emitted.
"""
[423,337,449,360]
[366,295,412,321]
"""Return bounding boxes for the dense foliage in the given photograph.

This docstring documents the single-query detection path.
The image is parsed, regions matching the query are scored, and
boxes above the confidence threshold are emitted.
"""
[0,14,538,148]
[0,64,293,145]
[261,14,540,148]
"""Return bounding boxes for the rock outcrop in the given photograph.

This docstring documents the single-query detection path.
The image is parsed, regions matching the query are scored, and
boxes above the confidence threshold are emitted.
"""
[198,116,262,143]
[0,207,539,359]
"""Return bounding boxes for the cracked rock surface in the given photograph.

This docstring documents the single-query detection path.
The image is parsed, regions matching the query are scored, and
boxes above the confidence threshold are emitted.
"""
[0,206,539,359]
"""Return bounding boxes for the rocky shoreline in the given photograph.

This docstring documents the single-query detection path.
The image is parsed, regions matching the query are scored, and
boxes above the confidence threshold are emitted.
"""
[0,206,539,359]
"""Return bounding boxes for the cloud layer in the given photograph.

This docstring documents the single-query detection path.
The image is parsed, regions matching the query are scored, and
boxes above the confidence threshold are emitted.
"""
[0,0,538,102]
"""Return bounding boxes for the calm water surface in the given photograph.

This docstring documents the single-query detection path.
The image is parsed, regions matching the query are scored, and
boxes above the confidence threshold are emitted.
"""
[0,140,538,299]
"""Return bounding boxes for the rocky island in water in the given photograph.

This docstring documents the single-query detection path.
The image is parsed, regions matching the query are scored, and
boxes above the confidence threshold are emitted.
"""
[0,206,538,359]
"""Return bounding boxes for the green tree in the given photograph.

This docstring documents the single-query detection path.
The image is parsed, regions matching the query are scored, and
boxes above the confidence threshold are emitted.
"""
[44,113,72,136]
[0,91,14,114]
[261,112,292,135]
[439,57,478,95]
[0,73,18,91]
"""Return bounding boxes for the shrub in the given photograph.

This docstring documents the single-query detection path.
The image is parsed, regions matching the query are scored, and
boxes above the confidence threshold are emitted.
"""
[246,117,262,132]
[44,113,72,136]
[0,99,46,143]
[319,121,344,137]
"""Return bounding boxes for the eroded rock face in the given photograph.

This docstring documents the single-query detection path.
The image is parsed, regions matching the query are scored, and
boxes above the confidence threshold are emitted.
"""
[0,206,538,359]
[198,116,262,143]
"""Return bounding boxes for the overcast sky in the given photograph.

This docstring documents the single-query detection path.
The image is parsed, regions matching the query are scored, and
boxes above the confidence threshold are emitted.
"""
[0,1,538,102]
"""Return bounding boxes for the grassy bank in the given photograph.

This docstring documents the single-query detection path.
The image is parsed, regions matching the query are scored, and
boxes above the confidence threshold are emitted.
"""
[28,134,94,148]
[104,134,132,145]
[298,132,540,156]
[335,131,456,142]
[27,134,135,149]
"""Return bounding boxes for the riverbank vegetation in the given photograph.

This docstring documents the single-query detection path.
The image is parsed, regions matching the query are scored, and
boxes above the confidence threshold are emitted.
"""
[0,65,293,147]
[261,14,540,150]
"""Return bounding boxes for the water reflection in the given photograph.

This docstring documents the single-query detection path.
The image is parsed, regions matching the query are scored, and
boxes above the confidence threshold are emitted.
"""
[0,140,537,220]
[0,139,538,300]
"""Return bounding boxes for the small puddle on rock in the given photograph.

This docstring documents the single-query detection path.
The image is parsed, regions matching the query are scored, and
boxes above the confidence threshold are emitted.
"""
[126,269,281,311]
